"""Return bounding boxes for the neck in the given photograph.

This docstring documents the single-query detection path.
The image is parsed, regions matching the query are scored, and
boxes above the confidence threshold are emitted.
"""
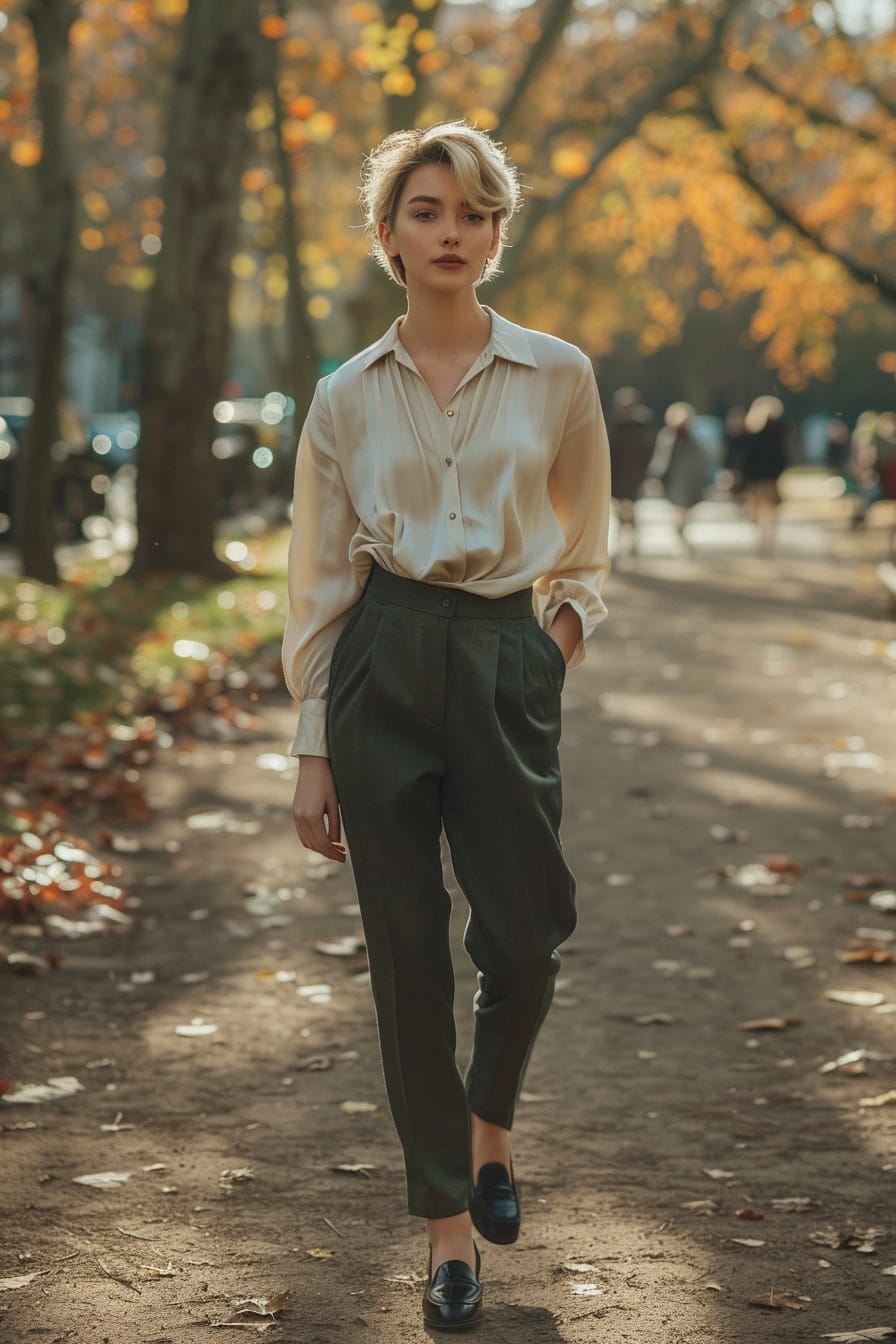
[399,288,490,354]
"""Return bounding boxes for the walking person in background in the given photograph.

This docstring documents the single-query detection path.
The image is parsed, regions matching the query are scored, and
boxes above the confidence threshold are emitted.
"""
[735,395,793,555]
[608,386,654,558]
[824,416,851,477]
[283,122,610,1331]
[647,401,707,556]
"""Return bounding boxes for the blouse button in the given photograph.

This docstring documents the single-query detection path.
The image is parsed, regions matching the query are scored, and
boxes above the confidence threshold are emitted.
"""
[446,409,455,417]
[445,457,452,466]
[449,512,456,520]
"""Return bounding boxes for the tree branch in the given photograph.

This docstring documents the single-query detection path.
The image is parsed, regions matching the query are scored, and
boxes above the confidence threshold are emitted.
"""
[491,0,746,295]
[741,64,881,144]
[494,0,578,144]
[381,0,444,133]
[701,87,896,306]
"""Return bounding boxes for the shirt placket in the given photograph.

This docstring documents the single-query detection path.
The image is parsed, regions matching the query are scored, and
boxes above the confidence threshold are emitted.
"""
[439,397,464,551]
[438,352,492,555]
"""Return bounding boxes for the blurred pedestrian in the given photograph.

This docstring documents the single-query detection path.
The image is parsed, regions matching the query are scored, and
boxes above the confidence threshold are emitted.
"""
[735,395,792,554]
[647,401,707,555]
[848,411,879,527]
[608,386,653,556]
[824,416,850,475]
[283,121,610,1331]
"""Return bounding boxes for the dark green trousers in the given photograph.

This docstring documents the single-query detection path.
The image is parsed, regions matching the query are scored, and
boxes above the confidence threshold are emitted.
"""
[327,565,576,1219]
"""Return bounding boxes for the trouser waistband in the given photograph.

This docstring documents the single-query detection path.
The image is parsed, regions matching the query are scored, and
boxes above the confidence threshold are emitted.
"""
[366,563,534,620]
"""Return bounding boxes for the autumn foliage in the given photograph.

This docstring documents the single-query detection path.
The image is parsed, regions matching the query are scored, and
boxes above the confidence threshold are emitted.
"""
[0,0,894,390]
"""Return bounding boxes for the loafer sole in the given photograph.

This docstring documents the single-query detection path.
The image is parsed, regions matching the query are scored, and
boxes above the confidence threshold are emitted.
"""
[469,1199,520,1245]
[422,1299,483,1330]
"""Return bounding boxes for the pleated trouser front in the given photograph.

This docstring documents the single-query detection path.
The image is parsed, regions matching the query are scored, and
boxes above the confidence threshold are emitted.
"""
[326,564,577,1218]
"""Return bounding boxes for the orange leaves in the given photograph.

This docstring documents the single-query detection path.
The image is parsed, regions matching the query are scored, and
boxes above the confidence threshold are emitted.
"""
[10,140,41,167]
[381,66,415,97]
[550,146,590,180]
[288,94,317,120]
[259,15,287,41]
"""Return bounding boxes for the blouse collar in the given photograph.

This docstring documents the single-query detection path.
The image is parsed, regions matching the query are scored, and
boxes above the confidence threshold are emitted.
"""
[357,306,538,372]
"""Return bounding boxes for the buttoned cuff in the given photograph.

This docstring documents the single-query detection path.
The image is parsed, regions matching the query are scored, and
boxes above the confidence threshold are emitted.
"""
[541,584,607,668]
[289,699,329,758]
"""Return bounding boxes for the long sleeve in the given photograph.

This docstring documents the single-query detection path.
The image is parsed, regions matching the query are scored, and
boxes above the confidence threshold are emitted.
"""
[533,359,611,667]
[282,381,362,758]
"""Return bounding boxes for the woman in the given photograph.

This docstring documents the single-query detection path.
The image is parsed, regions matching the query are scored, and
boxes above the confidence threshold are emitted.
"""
[738,395,793,555]
[283,122,610,1330]
[647,401,707,556]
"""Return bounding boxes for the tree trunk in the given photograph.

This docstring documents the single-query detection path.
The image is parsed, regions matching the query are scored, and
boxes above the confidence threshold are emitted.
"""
[132,0,265,579]
[16,0,79,585]
[270,0,319,431]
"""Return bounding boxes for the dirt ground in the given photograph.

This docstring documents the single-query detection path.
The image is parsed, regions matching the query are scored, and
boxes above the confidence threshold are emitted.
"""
[2,518,896,1344]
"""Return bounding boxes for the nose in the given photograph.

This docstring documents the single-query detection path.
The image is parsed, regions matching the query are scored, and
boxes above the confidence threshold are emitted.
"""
[441,222,459,246]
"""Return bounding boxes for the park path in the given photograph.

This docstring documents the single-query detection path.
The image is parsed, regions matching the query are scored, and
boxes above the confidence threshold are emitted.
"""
[2,513,895,1344]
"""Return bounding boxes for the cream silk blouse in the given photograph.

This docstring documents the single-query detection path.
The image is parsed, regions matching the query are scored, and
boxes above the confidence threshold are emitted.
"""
[282,306,611,757]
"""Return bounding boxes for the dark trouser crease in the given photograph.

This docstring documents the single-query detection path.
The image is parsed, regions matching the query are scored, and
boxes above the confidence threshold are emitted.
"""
[327,565,576,1219]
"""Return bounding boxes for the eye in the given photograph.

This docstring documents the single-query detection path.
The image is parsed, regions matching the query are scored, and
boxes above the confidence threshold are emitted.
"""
[465,213,485,223]
[414,210,436,220]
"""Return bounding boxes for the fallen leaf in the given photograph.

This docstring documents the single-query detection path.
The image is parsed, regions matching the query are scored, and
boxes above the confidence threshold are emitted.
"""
[632,1013,676,1025]
[766,856,803,876]
[749,1289,807,1310]
[728,1237,766,1247]
[562,1261,597,1273]
[839,942,895,965]
[175,1020,218,1037]
[825,990,886,1008]
[313,936,365,958]
[810,1225,886,1252]
[329,1163,376,1177]
[737,1016,802,1031]
[820,1049,874,1075]
[882,1267,896,1277]
[821,1330,894,1342]
[295,1054,331,1072]
[737,1208,765,1220]
[859,1091,896,1108]
[340,1101,378,1115]
[770,1197,818,1212]
[100,1112,134,1133]
[225,1290,290,1318]
[0,1272,46,1289]
[569,1283,602,1297]
[73,1171,132,1188]
[681,1199,719,1214]
[140,1261,176,1279]
[220,1168,255,1191]
[296,984,332,1003]
[1,1076,84,1105]
[704,1169,735,1180]
[306,1248,334,1259]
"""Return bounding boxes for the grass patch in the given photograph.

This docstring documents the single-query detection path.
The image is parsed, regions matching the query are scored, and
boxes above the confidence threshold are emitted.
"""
[0,530,290,743]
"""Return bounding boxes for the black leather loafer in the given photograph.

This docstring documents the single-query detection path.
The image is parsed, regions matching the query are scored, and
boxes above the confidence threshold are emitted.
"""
[469,1162,520,1245]
[422,1245,482,1331]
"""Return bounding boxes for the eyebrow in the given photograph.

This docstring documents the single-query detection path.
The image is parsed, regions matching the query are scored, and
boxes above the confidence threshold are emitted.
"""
[405,195,482,208]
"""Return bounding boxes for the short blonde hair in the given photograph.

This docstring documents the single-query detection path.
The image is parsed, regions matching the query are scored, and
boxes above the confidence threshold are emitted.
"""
[360,121,522,286]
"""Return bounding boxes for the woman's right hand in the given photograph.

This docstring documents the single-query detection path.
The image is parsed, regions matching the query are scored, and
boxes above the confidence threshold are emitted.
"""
[292,756,346,862]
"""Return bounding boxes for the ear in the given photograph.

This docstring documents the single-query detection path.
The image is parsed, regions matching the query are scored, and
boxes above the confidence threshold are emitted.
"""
[378,218,399,258]
[487,215,501,260]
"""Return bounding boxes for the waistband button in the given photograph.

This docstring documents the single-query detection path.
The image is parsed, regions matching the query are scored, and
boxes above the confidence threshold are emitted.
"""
[441,597,451,608]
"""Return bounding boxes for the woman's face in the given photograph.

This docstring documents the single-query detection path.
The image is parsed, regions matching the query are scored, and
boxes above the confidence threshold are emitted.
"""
[378,161,500,294]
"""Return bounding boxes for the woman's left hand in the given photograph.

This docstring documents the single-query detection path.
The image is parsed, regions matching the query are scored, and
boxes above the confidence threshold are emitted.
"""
[546,603,582,666]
